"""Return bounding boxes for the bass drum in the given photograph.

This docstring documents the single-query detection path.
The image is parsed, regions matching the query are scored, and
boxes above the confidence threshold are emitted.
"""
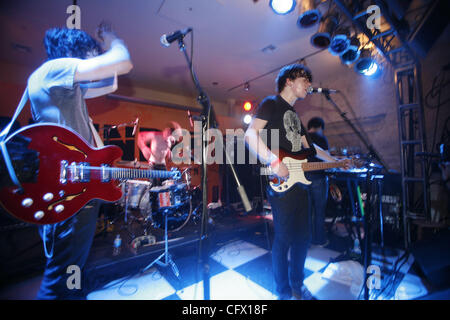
[120,180,152,209]
[146,183,192,232]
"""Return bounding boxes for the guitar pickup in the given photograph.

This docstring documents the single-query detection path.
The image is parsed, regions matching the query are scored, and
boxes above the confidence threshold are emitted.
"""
[101,164,111,182]
[69,162,90,183]
[60,160,68,184]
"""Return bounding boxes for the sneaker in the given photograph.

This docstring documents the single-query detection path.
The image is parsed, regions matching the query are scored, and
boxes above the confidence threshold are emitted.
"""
[317,239,329,248]
[277,293,292,300]
[300,286,316,300]
[291,291,302,300]
[292,286,316,300]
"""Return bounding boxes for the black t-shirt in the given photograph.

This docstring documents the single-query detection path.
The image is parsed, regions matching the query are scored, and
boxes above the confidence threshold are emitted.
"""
[254,95,312,155]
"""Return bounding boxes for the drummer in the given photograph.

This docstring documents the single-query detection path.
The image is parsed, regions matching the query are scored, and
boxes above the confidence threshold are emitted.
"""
[137,121,181,185]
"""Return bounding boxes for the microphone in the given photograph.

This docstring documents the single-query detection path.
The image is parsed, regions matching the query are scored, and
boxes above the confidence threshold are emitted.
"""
[160,28,192,47]
[307,86,339,94]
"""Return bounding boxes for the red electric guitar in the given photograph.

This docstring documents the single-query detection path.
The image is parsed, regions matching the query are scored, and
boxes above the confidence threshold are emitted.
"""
[0,123,180,225]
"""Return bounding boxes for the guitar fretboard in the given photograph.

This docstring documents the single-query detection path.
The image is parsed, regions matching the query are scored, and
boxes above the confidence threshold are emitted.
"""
[108,168,173,180]
[302,161,344,172]
[73,165,174,180]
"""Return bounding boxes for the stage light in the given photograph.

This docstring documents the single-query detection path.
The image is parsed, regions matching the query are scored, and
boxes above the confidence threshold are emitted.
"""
[243,101,253,112]
[363,62,378,76]
[243,114,252,125]
[340,35,361,65]
[297,0,321,28]
[354,48,379,76]
[310,14,338,49]
[329,26,350,56]
[269,0,296,15]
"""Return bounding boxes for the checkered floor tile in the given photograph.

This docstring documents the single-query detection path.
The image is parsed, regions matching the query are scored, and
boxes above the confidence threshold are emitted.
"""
[86,239,427,300]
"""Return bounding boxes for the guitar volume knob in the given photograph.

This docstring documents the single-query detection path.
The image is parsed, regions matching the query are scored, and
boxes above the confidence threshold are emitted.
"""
[21,198,33,208]
[43,193,54,201]
[34,211,45,220]
[55,204,65,213]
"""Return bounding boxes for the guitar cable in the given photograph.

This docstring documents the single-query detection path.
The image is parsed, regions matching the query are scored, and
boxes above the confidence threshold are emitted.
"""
[42,224,55,259]
[259,165,272,252]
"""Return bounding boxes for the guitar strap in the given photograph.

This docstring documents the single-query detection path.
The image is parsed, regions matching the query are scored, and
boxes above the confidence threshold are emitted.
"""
[89,117,104,148]
[0,87,29,192]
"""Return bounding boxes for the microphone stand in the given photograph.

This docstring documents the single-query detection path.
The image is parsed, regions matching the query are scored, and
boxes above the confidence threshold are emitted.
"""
[176,35,252,300]
[322,92,387,300]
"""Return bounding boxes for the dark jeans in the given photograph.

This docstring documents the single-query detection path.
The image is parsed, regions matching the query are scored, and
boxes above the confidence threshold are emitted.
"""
[36,200,100,300]
[307,176,329,245]
[267,184,310,298]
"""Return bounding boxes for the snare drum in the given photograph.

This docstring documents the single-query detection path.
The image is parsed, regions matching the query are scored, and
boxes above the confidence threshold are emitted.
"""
[120,180,152,209]
[149,183,188,210]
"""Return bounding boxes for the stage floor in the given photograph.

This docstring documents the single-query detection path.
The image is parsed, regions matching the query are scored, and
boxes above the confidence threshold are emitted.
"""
[0,206,432,300]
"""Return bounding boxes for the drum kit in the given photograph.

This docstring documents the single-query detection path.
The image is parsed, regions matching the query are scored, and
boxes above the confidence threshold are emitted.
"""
[93,115,206,278]
[114,162,202,235]
[100,118,202,242]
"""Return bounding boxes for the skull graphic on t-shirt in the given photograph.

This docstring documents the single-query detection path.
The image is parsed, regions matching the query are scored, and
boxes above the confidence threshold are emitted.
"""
[283,110,303,152]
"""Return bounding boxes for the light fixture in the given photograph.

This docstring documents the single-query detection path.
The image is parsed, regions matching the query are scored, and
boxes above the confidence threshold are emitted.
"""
[243,114,252,125]
[269,0,296,15]
[362,62,378,76]
[340,35,361,65]
[297,0,321,28]
[329,26,350,56]
[354,48,379,76]
[310,14,338,49]
[243,101,253,112]
[244,82,250,91]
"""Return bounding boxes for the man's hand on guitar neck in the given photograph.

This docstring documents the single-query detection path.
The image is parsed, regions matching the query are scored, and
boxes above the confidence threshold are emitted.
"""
[340,158,352,171]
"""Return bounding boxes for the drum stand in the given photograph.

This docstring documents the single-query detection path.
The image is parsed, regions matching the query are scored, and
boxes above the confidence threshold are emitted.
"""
[142,210,180,278]
[111,182,138,239]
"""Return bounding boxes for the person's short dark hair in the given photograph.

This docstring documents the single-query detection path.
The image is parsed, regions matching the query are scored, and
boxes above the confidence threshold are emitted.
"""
[44,28,102,60]
[307,117,325,130]
[276,64,312,93]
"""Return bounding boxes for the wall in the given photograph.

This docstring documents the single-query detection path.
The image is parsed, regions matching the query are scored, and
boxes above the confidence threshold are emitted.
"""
[420,25,450,159]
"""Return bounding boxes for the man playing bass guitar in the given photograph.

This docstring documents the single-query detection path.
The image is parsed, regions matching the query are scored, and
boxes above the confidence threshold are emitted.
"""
[245,64,350,300]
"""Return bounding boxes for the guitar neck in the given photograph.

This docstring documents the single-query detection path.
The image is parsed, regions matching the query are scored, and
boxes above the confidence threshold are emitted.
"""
[301,161,344,172]
[108,167,173,180]
[74,165,174,181]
